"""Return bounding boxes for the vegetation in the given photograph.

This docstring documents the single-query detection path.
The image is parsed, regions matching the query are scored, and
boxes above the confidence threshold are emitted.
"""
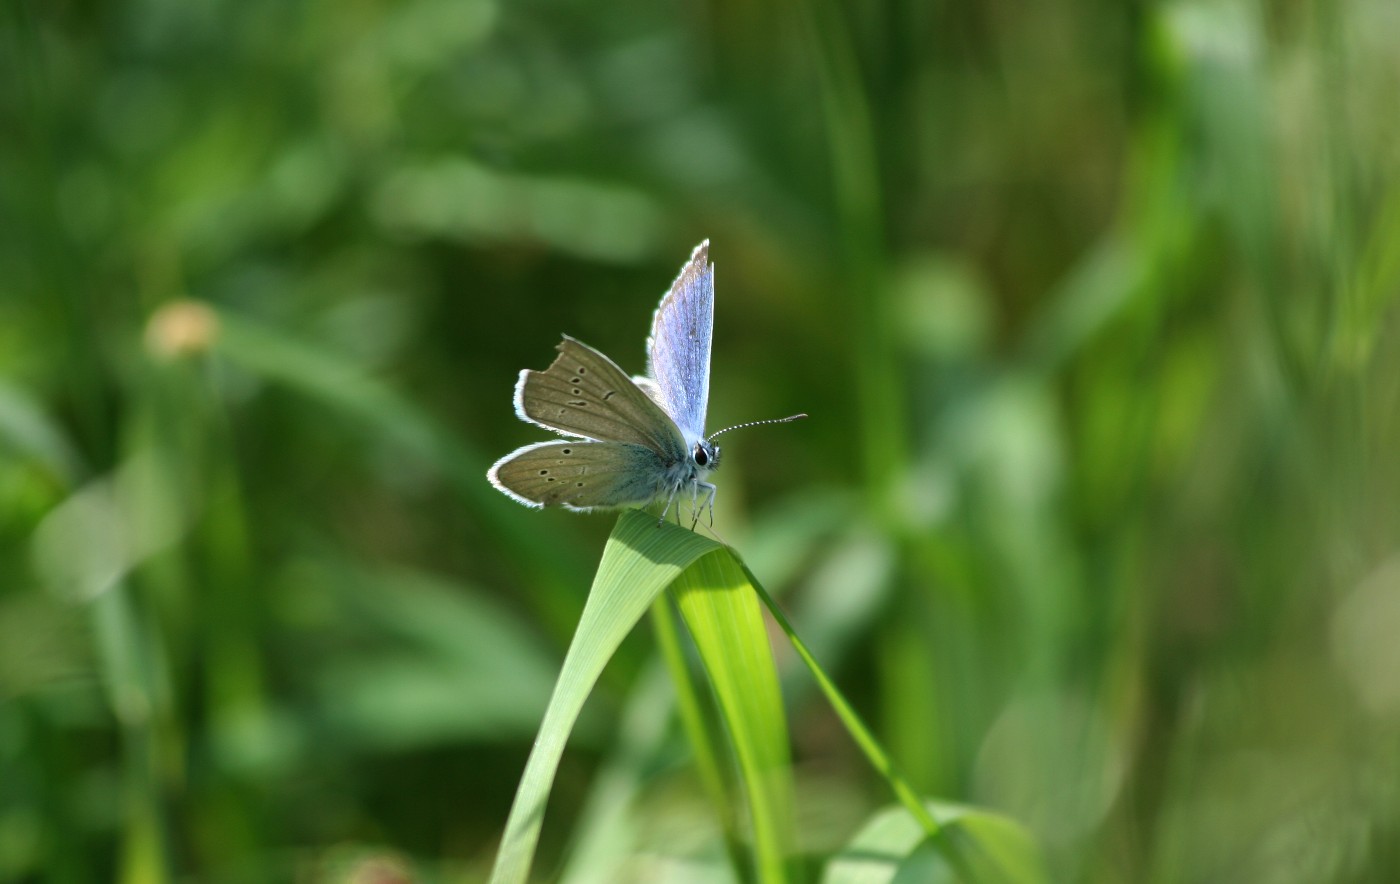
[4,0,1400,880]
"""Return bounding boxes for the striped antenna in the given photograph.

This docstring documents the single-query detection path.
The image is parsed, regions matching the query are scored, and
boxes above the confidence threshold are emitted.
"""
[708,414,808,439]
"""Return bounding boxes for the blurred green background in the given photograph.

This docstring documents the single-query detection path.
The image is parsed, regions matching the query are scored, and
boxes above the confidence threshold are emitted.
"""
[5,0,1400,880]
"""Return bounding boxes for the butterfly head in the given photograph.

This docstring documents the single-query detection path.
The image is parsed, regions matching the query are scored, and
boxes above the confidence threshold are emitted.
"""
[693,439,721,473]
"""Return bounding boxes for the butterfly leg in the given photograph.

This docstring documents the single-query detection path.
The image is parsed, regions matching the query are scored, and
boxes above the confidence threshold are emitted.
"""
[658,484,682,527]
[690,482,717,530]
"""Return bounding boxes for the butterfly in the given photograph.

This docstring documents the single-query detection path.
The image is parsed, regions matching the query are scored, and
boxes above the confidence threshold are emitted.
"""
[487,240,804,526]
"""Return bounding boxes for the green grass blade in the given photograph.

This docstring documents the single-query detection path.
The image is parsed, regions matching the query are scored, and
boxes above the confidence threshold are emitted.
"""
[650,594,748,873]
[489,510,721,884]
[0,380,86,487]
[554,662,677,884]
[736,557,942,836]
[733,555,1036,881]
[822,802,1048,884]
[671,549,797,884]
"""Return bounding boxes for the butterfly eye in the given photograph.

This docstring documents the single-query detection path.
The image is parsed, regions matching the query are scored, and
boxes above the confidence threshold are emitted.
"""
[693,443,708,467]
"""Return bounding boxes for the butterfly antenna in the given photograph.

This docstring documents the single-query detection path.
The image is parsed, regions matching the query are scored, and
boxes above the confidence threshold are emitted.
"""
[708,413,808,439]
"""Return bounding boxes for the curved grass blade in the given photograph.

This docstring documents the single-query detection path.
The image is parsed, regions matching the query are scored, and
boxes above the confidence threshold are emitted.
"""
[822,801,1048,884]
[731,555,1049,881]
[670,548,796,883]
[650,594,749,874]
[489,510,721,884]
[0,380,87,488]
[735,557,944,837]
[553,662,681,884]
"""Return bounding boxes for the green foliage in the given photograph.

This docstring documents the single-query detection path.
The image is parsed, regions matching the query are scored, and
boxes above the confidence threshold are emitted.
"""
[491,511,722,884]
[5,0,1400,881]
[823,802,1045,884]
[500,514,1036,883]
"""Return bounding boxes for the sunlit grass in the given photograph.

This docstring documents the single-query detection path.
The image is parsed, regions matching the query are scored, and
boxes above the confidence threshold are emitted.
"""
[4,0,1400,880]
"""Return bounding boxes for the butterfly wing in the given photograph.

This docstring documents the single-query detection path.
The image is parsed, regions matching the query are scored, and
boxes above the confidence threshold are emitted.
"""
[516,336,685,455]
[488,440,674,510]
[645,240,713,443]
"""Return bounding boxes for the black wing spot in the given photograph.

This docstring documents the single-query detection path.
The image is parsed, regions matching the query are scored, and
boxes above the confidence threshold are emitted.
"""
[571,377,582,384]
[538,469,549,475]
[577,367,587,374]
[603,390,615,400]
[557,408,566,416]
[568,400,587,407]
[576,482,584,487]
[572,388,582,395]
[561,448,572,454]
[546,477,556,482]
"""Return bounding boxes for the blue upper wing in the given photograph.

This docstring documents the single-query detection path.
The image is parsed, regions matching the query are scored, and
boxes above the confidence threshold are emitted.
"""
[645,241,713,443]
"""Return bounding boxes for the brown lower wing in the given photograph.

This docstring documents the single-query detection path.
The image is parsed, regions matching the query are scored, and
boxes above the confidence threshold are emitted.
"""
[488,440,670,510]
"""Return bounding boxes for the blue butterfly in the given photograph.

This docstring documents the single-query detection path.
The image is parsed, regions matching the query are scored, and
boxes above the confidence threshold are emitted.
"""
[488,241,804,525]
